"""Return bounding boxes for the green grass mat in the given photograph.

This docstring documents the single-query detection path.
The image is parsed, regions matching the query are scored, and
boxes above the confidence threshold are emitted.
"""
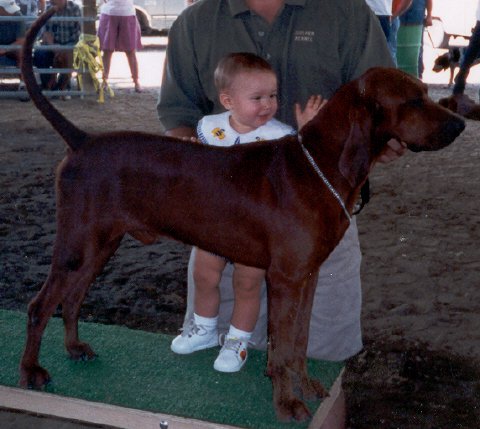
[0,309,343,429]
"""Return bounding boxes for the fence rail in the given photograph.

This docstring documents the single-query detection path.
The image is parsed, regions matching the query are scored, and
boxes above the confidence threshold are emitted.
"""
[0,13,98,99]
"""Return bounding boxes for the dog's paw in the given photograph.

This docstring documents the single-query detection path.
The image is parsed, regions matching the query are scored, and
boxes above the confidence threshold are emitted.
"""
[67,341,97,361]
[19,364,51,390]
[299,377,328,401]
[275,396,312,422]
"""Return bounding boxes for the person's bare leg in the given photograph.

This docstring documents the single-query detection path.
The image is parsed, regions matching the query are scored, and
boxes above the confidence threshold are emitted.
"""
[125,50,141,92]
[102,50,114,83]
[230,264,265,332]
[193,249,226,318]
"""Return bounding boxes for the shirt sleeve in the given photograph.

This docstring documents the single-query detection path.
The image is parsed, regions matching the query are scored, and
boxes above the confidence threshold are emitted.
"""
[341,0,395,82]
[157,8,214,133]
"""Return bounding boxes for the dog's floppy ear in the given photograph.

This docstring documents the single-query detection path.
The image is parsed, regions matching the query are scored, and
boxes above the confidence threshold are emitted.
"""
[438,97,450,108]
[339,107,371,188]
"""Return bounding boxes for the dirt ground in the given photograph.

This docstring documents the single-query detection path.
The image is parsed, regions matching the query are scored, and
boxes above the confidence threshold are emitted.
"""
[1,77,479,428]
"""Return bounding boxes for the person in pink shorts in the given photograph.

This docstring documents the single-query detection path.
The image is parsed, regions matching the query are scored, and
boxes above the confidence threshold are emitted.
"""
[97,0,142,92]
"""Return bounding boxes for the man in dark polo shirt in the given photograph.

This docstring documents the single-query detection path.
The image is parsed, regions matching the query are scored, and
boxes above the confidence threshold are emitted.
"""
[157,0,405,362]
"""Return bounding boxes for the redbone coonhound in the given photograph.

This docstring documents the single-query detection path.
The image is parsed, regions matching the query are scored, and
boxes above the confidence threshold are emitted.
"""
[19,8,465,423]
[438,93,480,121]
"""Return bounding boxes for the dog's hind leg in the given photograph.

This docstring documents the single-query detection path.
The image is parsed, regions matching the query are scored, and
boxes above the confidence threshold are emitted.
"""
[61,234,124,361]
[19,226,123,389]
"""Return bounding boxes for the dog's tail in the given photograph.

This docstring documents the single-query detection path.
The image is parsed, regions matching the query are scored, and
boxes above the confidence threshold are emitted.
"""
[21,7,88,151]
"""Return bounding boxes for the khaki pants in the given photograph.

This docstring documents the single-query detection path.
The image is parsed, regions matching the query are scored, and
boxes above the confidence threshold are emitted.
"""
[183,218,362,361]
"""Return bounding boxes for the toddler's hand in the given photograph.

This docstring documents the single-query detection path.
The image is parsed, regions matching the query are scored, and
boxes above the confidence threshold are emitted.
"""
[295,95,327,130]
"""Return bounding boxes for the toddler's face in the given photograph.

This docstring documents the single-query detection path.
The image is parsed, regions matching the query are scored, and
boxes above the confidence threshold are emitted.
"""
[222,70,278,134]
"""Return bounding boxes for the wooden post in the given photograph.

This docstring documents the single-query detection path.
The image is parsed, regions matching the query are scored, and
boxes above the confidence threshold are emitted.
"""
[83,0,96,36]
[79,0,97,93]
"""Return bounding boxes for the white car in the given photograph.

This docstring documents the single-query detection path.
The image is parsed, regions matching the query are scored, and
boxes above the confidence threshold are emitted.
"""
[428,0,478,47]
[134,0,189,35]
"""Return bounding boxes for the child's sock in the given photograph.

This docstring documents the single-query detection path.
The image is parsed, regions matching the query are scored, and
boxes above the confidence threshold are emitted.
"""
[228,324,252,340]
[194,313,218,329]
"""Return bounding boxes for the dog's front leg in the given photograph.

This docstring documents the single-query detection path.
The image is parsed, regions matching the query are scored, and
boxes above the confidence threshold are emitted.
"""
[265,274,315,422]
[291,272,328,401]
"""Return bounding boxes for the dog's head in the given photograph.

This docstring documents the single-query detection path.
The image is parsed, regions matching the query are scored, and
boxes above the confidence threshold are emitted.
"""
[332,67,465,187]
[432,52,451,72]
[352,67,465,153]
[432,48,461,73]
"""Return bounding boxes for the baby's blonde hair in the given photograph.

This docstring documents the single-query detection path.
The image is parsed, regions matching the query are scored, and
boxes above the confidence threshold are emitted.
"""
[214,52,275,92]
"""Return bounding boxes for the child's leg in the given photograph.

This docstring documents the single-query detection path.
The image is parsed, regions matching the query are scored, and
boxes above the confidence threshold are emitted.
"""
[230,264,265,332]
[170,248,226,355]
[192,249,227,318]
[213,264,264,373]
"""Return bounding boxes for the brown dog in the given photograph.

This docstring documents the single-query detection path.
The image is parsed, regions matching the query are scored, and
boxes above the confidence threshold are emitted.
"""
[19,9,465,423]
[438,93,480,121]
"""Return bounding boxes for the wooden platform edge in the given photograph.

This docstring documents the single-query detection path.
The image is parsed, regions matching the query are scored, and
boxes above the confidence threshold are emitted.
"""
[309,369,346,429]
[0,385,241,429]
[0,370,345,429]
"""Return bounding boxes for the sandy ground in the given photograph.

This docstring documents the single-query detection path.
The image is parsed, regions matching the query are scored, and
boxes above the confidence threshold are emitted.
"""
[1,40,480,428]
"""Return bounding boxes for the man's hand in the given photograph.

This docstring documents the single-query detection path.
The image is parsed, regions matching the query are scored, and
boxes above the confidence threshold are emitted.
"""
[165,126,199,143]
[377,139,407,163]
[165,126,195,138]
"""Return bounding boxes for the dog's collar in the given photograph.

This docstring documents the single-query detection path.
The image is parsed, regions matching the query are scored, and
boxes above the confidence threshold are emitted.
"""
[299,141,352,223]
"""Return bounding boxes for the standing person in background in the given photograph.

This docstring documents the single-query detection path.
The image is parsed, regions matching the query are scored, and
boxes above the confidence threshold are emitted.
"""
[452,0,480,95]
[365,0,412,64]
[365,0,394,45]
[33,0,81,91]
[158,0,406,363]
[417,0,432,78]
[390,0,413,65]
[97,0,143,93]
[396,0,432,77]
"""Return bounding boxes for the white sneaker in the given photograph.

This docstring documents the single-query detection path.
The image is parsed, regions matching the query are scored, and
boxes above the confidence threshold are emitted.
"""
[213,334,249,373]
[170,319,218,354]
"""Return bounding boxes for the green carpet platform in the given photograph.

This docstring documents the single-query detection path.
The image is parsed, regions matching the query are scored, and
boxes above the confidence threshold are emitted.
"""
[0,310,344,428]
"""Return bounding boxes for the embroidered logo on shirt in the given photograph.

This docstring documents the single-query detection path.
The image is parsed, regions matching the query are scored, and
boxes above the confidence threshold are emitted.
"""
[294,30,314,42]
[211,127,226,140]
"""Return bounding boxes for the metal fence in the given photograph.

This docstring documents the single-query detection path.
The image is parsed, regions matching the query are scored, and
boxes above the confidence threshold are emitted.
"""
[0,14,97,99]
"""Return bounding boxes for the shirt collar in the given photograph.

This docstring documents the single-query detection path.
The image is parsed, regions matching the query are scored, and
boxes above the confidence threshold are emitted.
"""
[228,0,306,17]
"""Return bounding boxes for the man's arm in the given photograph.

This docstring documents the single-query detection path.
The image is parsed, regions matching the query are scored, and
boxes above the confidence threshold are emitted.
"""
[424,0,433,26]
[392,0,413,18]
[343,0,395,81]
[157,7,213,134]
[38,0,46,14]
[0,37,24,56]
